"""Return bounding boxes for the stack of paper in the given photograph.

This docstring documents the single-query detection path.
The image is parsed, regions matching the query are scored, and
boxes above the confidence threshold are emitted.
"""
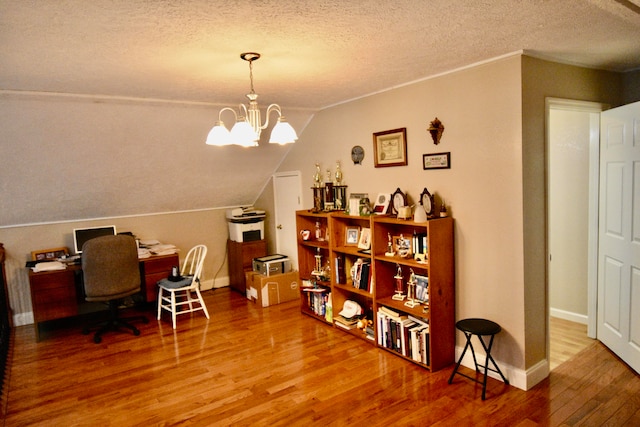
[149,244,178,256]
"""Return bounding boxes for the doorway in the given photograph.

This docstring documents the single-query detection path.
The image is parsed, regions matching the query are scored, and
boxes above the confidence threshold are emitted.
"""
[546,98,606,369]
[273,171,302,270]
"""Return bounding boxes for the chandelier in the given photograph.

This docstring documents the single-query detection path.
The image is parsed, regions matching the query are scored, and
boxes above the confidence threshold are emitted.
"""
[205,52,298,147]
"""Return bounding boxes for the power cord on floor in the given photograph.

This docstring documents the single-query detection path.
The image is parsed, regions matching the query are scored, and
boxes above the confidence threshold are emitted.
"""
[208,242,228,293]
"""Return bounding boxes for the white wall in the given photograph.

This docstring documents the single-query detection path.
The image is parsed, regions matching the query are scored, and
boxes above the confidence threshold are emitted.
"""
[278,55,528,375]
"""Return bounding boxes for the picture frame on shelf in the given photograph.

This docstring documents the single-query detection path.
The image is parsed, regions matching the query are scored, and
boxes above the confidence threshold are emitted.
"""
[392,235,412,258]
[391,187,408,215]
[345,227,360,246]
[414,274,429,303]
[423,152,451,170]
[358,227,371,250]
[373,128,408,168]
[372,193,391,215]
[31,247,69,261]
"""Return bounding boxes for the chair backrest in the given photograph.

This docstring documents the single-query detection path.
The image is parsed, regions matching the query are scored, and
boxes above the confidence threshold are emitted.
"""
[82,234,141,302]
[181,244,207,288]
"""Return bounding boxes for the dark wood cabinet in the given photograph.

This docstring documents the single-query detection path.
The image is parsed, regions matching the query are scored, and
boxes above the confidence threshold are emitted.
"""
[227,239,267,294]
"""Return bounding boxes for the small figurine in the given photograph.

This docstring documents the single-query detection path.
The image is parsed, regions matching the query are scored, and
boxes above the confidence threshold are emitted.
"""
[440,199,448,217]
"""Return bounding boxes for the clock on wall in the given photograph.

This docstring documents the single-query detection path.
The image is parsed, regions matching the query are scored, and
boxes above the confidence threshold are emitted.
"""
[351,145,364,165]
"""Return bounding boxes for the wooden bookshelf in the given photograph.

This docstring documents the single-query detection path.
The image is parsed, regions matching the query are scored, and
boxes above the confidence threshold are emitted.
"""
[296,210,455,371]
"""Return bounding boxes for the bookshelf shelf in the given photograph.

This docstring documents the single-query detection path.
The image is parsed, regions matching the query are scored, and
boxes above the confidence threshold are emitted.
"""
[296,210,454,371]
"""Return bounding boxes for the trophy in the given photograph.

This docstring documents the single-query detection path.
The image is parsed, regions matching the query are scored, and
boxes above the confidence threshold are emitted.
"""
[385,232,395,256]
[311,162,324,212]
[311,247,323,280]
[392,264,406,301]
[404,269,419,308]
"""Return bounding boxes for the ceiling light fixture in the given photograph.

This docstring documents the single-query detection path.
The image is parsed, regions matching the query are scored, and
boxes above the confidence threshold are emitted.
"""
[206,52,298,147]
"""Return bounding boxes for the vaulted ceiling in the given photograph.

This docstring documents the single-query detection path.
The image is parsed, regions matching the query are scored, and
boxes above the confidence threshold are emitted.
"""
[1,1,640,225]
[2,0,640,110]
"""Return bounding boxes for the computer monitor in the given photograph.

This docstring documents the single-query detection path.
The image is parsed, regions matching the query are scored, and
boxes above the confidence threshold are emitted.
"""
[73,225,117,254]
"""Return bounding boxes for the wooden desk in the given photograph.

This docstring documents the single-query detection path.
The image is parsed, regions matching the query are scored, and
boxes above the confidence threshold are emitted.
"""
[28,253,178,341]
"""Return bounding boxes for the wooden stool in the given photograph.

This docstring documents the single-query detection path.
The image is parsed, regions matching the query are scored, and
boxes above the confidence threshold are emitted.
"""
[448,318,509,400]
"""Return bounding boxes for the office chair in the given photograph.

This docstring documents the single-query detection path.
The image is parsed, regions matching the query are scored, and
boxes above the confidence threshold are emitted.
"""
[157,244,209,329]
[82,234,148,343]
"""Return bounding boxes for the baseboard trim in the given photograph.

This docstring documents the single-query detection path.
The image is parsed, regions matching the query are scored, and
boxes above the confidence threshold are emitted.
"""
[453,345,549,391]
[550,307,588,325]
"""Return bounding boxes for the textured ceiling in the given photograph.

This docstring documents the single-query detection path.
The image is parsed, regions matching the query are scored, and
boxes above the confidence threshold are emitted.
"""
[1,0,640,111]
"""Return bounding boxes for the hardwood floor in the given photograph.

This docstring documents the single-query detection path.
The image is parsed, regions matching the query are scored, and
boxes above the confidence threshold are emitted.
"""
[3,287,640,426]
[549,316,595,371]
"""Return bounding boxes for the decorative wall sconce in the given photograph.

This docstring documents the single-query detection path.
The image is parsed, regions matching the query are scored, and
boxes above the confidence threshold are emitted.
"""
[428,117,444,145]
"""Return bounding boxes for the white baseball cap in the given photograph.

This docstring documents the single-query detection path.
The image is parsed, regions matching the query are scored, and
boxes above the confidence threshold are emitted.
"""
[339,300,363,318]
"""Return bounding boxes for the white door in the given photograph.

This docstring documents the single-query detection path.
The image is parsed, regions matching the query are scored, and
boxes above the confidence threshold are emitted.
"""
[598,101,640,374]
[273,171,302,270]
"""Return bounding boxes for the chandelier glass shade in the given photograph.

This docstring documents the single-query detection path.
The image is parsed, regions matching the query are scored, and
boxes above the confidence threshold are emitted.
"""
[206,53,298,147]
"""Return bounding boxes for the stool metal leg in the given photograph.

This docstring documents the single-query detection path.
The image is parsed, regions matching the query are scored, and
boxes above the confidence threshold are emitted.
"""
[449,332,509,400]
[448,332,473,384]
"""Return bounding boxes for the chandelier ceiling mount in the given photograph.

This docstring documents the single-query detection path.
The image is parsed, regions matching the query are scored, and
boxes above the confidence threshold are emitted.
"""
[205,52,298,147]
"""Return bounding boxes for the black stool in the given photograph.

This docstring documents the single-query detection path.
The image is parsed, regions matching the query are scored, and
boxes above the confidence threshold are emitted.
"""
[448,318,509,400]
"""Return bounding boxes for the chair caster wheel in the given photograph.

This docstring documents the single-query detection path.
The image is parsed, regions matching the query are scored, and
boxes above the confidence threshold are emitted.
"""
[133,329,140,336]
[93,336,102,344]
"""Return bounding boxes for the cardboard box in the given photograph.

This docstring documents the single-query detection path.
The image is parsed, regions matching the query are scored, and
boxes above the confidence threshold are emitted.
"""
[245,271,300,307]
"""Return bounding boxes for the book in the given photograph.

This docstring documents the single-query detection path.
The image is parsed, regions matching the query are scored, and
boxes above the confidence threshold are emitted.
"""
[359,262,371,291]
[380,305,401,320]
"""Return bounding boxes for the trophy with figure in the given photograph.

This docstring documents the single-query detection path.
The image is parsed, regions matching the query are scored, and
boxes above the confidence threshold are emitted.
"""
[392,264,406,301]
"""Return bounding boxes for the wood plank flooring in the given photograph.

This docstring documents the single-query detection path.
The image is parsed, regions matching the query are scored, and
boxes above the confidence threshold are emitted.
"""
[549,316,595,371]
[3,287,640,426]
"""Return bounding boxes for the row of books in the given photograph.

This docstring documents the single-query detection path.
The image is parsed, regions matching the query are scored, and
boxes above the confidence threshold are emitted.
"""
[334,255,373,293]
[352,260,372,292]
[303,288,330,318]
[377,306,430,365]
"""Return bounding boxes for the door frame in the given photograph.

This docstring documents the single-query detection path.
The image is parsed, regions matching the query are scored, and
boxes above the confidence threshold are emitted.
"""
[545,98,608,355]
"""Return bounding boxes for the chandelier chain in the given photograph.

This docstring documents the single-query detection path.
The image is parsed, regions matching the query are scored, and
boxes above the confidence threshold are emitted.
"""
[249,59,255,94]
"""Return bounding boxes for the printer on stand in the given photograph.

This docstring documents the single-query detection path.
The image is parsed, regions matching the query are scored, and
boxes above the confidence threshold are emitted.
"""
[226,207,266,242]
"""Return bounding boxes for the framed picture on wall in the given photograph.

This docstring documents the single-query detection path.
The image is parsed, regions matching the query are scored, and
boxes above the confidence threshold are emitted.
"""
[373,128,408,167]
[423,152,451,170]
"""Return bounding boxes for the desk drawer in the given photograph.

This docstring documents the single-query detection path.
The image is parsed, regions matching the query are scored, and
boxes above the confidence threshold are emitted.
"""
[29,270,78,322]
[141,254,179,302]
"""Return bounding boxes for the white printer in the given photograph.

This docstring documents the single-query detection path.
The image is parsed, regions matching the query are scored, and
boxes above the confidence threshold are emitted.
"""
[226,207,266,242]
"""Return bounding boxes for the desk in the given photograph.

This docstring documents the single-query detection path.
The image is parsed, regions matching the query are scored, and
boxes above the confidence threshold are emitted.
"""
[28,253,178,341]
